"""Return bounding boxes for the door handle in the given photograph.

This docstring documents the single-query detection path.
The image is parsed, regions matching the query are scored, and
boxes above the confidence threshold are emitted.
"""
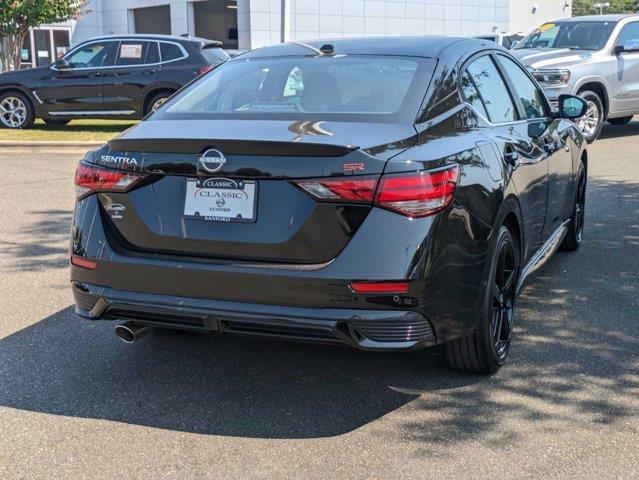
[89,72,101,77]
[504,144,519,165]
[542,136,557,153]
[143,69,156,75]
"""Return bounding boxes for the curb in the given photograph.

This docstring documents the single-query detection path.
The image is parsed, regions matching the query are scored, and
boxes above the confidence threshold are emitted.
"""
[0,141,103,154]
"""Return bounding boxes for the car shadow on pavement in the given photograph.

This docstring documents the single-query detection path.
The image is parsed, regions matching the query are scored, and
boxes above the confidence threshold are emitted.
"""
[0,306,477,438]
[0,209,72,272]
[0,179,637,442]
[398,177,639,450]
[598,120,639,140]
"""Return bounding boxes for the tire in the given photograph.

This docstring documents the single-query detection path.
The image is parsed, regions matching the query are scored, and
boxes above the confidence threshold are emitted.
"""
[0,91,35,129]
[446,226,519,373]
[43,118,70,126]
[145,92,173,115]
[607,115,633,125]
[560,161,586,251]
[576,90,604,143]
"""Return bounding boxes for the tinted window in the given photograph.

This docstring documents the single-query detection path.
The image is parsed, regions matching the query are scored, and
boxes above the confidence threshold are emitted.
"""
[116,41,150,66]
[503,35,523,49]
[460,71,488,118]
[64,41,116,68]
[498,55,548,119]
[146,41,160,64]
[201,46,229,65]
[157,56,435,123]
[515,21,615,51]
[466,56,517,123]
[616,22,639,47]
[160,42,184,62]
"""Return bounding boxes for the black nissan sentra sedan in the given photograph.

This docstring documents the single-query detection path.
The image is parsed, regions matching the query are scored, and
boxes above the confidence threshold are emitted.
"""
[70,37,588,373]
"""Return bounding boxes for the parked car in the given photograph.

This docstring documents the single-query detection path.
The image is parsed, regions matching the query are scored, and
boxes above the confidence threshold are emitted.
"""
[513,14,639,142]
[0,34,229,129]
[473,32,524,49]
[70,37,588,373]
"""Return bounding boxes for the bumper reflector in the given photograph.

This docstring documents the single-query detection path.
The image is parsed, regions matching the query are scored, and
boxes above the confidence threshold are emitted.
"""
[71,255,97,270]
[349,281,409,294]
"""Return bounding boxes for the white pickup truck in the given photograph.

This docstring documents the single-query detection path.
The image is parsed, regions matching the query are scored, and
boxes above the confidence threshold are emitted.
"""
[513,14,639,142]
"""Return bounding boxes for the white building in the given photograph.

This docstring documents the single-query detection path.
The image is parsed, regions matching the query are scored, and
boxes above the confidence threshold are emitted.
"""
[1,0,571,70]
[71,0,572,49]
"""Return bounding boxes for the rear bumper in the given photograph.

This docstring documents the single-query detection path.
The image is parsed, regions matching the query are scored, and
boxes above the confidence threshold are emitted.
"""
[73,281,436,351]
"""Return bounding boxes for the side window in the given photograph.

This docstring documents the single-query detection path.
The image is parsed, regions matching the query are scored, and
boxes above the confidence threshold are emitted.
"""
[615,22,639,47]
[116,41,150,66]
[64,42,116,68]
[460,71,488,119]
[497,55,548,119]
[466,55,517,123]
[145,41,160,64]
[160,42,185,62]
[527,24,560,48]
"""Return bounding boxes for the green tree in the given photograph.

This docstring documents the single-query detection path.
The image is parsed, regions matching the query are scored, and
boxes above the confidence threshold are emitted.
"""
[573,0,638,16]
[0,0,86,71]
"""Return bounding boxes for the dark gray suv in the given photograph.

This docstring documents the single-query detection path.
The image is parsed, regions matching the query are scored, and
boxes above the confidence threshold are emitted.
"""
[0,34,229,129]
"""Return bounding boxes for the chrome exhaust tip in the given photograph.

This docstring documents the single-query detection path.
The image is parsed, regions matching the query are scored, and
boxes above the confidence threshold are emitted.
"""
[115,321,152,343]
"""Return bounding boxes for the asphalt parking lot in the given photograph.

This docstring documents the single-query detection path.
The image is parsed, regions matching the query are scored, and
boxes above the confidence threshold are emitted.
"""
[0,124,637,479]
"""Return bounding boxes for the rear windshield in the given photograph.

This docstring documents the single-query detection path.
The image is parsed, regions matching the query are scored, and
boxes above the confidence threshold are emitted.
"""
[201,46,230,64]
[515,21,616,51]
[152,55,435,123]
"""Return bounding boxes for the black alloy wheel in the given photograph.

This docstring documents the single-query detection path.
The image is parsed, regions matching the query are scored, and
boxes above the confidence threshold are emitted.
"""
[446,226,519,373]
[491,238,517,360]
[561,161,586,251]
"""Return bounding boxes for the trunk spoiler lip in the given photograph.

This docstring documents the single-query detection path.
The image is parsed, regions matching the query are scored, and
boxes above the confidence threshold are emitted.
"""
[107,138,359,157]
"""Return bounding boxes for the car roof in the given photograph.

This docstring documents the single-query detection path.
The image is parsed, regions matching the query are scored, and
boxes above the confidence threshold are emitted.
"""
[80,33,223,47]
[548,14,636,23]
[241,36,481,59]
[474,32,522,37]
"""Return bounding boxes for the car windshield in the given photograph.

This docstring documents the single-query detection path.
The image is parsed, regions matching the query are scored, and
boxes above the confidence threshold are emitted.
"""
[514,21,616,51]
[153,55,435,123]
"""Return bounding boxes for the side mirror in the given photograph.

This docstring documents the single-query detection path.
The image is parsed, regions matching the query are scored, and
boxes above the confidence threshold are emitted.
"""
[614,39,639,55]
[558,94,587,119]
[52,59,71,70]
[510,40,520,49]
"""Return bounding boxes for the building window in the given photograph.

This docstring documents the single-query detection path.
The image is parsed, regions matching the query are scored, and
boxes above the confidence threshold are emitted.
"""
[192,0,239,49]
[133,5,172,35]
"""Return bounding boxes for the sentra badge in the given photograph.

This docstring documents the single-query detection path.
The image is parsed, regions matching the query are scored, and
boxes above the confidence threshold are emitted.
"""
[100,154,138,166]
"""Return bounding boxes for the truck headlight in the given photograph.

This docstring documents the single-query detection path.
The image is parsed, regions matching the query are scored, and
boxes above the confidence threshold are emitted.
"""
[531,69,571,86]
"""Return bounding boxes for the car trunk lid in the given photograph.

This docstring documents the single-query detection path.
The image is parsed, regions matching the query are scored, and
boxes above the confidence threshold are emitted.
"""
[91,119,417,263]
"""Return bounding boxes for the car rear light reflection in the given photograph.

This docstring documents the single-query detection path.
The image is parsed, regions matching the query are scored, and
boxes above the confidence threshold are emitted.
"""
[295,177,378,203]
[74,163,146,199]
[349,281,409,294]
[375,165,459,218]
[71,255,97,270]
[294,165,459,218]
[198,65,214,75]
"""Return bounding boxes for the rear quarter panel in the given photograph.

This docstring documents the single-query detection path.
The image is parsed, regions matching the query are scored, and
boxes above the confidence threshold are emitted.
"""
[385,105,505,341]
